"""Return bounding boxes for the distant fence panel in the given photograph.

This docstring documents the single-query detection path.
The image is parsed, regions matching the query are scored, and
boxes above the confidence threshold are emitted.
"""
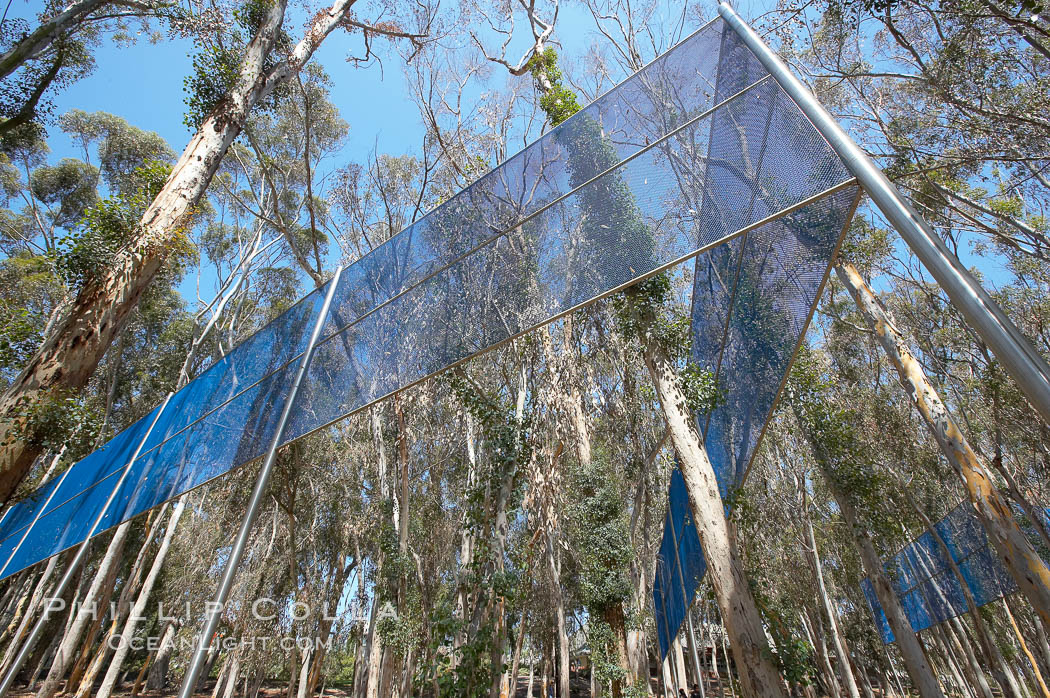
[862,501,1050,643]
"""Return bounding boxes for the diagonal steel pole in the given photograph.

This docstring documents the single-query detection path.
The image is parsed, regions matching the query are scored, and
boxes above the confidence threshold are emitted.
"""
[177,266,342,698]
[0,392,173,696]
[0,459,75,579]
[718,1,1050,426]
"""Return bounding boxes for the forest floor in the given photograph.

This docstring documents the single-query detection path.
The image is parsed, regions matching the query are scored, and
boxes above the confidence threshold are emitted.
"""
[8,671,751,696]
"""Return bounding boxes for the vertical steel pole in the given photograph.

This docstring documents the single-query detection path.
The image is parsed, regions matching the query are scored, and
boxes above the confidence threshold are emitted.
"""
[666,500,705,696]
[0,392,173,696]
[718,1,1050,426]
[177,267,342,698]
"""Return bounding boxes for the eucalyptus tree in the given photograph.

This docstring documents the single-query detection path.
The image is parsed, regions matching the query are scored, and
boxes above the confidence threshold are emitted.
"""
[224,64,349,286]
[0,0,435,502]
[0,111,175,487]
[0,1,129,138]
[788,348,946,698]
[771,0,1050,260]
[769,0,1050,626]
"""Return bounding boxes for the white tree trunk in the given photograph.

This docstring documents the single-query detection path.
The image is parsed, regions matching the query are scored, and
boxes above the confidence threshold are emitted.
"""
[802,485,861,698]
[634,305,788,698]
[146,621,176,692]
[36,520,133,698]
[805,441,944,698]
[296,646,312,698]
[221,650,241,698]
[0,554,59,678]
[836,261,1050,626]
[551,542,571,698]
[94,495,187,698]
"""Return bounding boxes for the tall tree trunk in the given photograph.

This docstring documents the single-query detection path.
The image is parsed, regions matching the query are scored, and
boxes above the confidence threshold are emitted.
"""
[0,553,60,680]
[801,481,862,698]
[632,301,788,698]
[364,402,392,698]
[295,646,311,698]
[931,623,972,697]
[146,620,177,692]
[95,495,187,698]
[1003,597,1050,698]
[358,596,383,698]
[36,521,133,698]
[662,655,675,696]
[673,633,688,692]
[0,0,360,502]
[509,612,529,698]
[1033,615,1050,683]
[551,542,570,698]
[486,365,527,698]
[0,571,32,646]
[801,607,841,698]
[71,505,168,698]
[721,633,736,698]
[18,559,80,692]
[836,261,1050,626]
[222,650,241,698]
[943,617,993,698]
[543,324,635,694]
[602,604,632,698]
[952,616,1001,698]
[798,412,945,698]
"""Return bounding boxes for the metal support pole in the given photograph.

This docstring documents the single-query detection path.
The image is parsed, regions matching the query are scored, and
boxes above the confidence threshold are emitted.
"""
[686,613,706,696]
[0,393,173,696]
[718,1,1050,426]
[667,499,705,696]
[177,267,342,698]
[0,461,75,578]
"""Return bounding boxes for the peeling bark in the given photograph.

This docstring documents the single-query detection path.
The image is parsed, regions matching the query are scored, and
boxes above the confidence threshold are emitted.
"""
[0,0,360,502]
[632,302,788,698]
[836,261,1050,627]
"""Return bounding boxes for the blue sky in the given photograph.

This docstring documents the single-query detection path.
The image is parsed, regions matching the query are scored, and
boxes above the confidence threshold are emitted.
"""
[16,0,785,170]
[7,0,742,300]
[7,0,1009,303]
[17,7,426,175]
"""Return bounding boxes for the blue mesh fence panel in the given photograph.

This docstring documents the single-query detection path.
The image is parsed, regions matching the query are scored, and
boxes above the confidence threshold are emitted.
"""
[651,16,860,658]
[0,402,165,577]
[862,500,1050,643]
[654,556,677,657]
[657,469,710,659]
[317,19,736,344]
[653,184,858,658]
[138,285,329,454]
[285,82,852,443]
[0,18,856,586]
